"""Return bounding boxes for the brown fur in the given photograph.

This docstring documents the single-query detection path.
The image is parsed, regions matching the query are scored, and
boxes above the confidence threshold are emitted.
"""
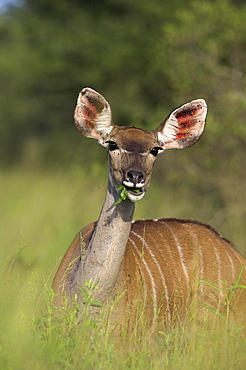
[53,218,246,330]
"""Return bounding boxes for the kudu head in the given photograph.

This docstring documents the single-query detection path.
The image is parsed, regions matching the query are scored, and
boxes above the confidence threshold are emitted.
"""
[74,88,207,202]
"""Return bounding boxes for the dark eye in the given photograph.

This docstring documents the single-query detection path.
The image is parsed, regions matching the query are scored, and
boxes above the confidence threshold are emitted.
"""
[150,147,162,157]
[107,141,119,151]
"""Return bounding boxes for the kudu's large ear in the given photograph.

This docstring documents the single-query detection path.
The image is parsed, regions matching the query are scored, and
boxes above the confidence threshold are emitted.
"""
[74,88,113,143]
[156,99,207,149]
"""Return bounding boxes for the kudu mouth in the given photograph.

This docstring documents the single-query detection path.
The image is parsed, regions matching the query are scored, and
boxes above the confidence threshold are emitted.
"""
[122,180,145,202]
[121,169,146,202]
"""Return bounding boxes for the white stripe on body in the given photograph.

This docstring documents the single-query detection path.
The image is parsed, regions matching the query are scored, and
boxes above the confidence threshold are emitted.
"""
[130,230,172,325]
[163,222,190,291]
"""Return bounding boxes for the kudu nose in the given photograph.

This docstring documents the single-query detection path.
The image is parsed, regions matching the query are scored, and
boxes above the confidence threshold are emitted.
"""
[126,170,145,185]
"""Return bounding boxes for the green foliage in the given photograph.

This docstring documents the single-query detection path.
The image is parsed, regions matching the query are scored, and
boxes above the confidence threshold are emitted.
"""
[0,0,245,229]
[0,0,175,165]
[153,0,246,169]
[113,185,141,205]
[1,254,246,370]
[1,0,244,169]
[79,279,104,307]
[198,268,246,320]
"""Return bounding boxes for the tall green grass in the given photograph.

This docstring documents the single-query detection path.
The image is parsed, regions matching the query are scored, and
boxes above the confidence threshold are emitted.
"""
[1,166,245,369]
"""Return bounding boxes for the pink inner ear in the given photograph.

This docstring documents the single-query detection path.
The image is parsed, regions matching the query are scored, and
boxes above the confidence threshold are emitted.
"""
[74,87,113,140]
[175,130,192,140]
[174,105,204,139]
[77,97,100,130]
[83,118,95,130]
[175,104,203,122]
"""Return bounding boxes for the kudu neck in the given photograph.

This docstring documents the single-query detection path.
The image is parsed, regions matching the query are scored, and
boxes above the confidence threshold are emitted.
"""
[80,170,135,303]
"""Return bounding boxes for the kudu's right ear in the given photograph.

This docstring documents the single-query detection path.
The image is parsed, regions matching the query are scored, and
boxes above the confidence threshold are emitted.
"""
[74,88,113,143]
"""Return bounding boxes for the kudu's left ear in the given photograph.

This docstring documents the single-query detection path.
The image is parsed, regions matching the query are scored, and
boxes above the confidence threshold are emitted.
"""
[74,88,113,143]
[156,99,207,149]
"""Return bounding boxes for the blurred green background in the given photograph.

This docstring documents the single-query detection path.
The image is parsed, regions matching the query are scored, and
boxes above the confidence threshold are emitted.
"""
[1,0,246,283]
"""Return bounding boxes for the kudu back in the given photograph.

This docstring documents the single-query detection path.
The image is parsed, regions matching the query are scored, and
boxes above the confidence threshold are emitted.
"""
[52,88,246,331]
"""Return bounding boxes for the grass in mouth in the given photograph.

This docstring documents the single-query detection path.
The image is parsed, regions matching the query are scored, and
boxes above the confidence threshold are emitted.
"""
[114,185,141,205]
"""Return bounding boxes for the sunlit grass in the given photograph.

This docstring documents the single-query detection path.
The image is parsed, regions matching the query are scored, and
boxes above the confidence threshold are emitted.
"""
[1,262,245,370]
[1,165,246,369]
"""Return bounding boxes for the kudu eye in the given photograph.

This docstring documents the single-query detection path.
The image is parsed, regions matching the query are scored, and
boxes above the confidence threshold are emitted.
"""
[107,141,119,151]
[150,147,162,157]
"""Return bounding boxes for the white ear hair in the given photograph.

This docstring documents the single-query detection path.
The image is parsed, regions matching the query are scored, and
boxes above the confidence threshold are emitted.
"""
[74,87,113,143]
[157,99,207,149]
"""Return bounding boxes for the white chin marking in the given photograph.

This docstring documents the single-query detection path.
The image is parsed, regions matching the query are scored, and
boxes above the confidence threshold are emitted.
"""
[127,191,145,203]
